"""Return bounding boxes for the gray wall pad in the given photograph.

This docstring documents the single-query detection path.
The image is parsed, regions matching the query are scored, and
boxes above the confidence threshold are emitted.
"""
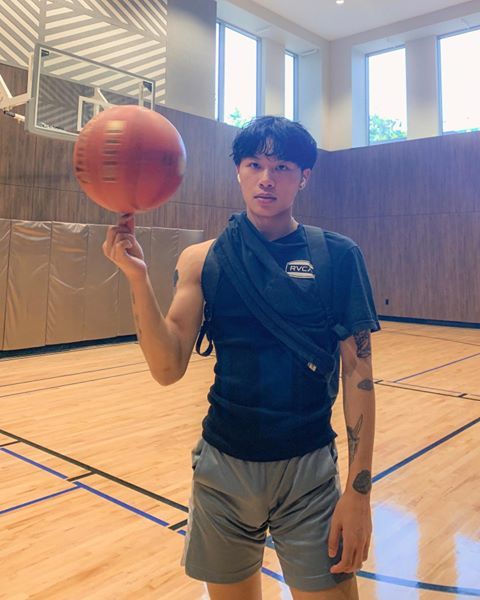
[0,219,203,350]
[4,221,52,350]
[0,219,11,350]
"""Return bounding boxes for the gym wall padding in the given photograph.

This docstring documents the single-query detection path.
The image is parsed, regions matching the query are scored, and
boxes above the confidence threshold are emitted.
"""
[0,220,10,346]
[4,221,51,350]
[0,219,204,351]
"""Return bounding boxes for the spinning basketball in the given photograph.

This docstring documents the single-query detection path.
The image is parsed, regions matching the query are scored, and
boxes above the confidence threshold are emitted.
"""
[73,105,186,213]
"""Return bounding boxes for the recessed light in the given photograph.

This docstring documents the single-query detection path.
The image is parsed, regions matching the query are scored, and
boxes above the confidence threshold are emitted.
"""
[336,0,344,4]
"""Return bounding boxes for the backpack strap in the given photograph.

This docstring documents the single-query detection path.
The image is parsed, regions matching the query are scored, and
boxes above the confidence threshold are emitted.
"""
[195,241,220,356]
[304,225,350,341]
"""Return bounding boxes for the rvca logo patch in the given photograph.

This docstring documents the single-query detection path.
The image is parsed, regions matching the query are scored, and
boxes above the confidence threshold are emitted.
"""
[285,260,315,279]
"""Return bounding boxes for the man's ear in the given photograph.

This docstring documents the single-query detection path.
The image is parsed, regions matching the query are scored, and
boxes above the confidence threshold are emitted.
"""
[299,168,311,189]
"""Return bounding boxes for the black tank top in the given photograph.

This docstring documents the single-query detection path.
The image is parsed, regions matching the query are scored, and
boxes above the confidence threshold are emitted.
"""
[201,225,338,461]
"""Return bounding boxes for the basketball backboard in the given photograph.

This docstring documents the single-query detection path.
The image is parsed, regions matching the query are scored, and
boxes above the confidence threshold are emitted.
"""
[25,44,156,142]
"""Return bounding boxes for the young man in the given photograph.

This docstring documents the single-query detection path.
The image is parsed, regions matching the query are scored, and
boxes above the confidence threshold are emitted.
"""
[103,116,379,600]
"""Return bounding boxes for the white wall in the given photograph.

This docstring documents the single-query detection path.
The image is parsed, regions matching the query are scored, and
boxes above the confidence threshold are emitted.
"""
[328,1,480,150]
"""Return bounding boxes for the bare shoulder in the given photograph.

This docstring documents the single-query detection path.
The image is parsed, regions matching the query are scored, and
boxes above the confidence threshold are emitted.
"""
[176,239,216,283]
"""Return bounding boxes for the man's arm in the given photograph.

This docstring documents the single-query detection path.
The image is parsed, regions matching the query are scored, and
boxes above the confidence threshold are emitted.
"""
[103,215,212,386]
[328,329,375,573]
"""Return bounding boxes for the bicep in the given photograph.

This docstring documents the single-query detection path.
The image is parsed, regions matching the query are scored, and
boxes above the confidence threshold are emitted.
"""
[340,330,373,379]
[165,251,205,364]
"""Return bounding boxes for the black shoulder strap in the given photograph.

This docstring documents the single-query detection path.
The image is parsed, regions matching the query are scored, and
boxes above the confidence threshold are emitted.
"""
[195,241,220,356]
[304,225,350,341]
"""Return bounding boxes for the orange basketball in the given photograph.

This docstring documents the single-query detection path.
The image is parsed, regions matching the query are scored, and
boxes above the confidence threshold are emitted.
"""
[73,105,186,213]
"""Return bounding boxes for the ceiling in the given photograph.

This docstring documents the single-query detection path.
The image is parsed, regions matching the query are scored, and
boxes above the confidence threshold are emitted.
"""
[242,0,472,40]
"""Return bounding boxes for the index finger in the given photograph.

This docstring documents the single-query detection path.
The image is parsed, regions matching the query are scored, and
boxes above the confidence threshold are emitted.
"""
[119,213,135,233]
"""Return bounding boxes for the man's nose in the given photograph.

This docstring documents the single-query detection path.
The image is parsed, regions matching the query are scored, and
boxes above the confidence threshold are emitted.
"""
[259,169,274,187]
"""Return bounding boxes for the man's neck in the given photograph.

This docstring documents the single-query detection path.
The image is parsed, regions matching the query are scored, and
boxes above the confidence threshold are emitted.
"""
[246,210,298,241]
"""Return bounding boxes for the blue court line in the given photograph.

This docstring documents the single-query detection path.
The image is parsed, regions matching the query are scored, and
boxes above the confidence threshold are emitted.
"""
[259,566,480,596]
[394,352,480,383]
[372,416,480,483]
[4,437,480,596]
[261,566,285,583]
[0,487,78,516]
[1,446,68,479]
[358,571,480,597]
[74,482,169,527]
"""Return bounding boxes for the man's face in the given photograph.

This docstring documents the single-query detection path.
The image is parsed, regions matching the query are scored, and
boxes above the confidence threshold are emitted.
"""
[236,154,310,219]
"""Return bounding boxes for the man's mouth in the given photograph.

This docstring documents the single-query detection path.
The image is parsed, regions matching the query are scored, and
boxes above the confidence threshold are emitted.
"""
[255,194,276,201]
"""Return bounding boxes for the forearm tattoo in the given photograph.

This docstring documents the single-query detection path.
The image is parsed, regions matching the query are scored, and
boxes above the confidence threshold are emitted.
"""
[357,378,374,391]
[347,415,363,465]
[354,330,371,358]
[353,470,372,495]
[173,269,179,294]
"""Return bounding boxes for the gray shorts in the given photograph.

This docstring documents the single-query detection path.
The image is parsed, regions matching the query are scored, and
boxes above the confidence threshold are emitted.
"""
[182,438,352,592]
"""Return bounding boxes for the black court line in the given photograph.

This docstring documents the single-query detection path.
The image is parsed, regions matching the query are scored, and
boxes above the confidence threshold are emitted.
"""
[168,519,188,531]
[394,351,480,383]
[0,428,188,513]
[0,368,151,399]
[0,353,209,396]
[67,472,94,482]
[375,380,479,401]
[0,361,146,388]
[3,433,480,596]
[380,328,480,348]
[0,440,20,447]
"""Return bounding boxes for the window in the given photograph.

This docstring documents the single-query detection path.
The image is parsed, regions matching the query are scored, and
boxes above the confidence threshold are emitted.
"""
[285,51,297,120]
[439,29,480,134]
[216,21,259,127]
[367,47,407,144]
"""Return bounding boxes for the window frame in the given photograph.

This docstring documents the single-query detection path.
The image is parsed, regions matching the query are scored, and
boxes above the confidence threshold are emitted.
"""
[366,45,407,146]
[215,19,261,125]
[437,25,480,135]
[284,50,299,121]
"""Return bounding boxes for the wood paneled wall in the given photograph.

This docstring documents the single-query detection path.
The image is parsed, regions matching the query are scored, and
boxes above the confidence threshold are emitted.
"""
[1,63,478,324]
[323,135,480,323]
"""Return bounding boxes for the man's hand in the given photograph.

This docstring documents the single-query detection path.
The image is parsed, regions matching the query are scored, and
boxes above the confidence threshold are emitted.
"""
[328,491,372,573]
[103,213,147,282]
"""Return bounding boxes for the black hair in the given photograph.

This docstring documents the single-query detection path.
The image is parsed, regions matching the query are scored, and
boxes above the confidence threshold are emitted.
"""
[231,115,318,170]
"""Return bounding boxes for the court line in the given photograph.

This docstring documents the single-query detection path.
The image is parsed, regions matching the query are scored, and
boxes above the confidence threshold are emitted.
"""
[0,355,210,398]
[0,361,146,388]
[260,565,480,596]
[375,380,479,401]
[68,472,94,482]
[1,446,69,479]
[0,488,78,516]
[379,328,480,348]
[74,482,170,527]
[357,571,480,597]
[169,519,188,531]
[0,369,152,399]
[372,416,480,483]
[0,354,209,390]
[394,352,480,383]
[0,428,188,513]
[3,443,479,596]
[0,440,20,447]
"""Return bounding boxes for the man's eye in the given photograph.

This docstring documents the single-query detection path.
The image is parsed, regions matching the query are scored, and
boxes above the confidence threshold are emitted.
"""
[249,162,260,168]
[277,164,288,171]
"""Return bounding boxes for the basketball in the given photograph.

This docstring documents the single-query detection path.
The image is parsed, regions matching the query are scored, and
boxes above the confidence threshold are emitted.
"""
[73,105,187,213]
